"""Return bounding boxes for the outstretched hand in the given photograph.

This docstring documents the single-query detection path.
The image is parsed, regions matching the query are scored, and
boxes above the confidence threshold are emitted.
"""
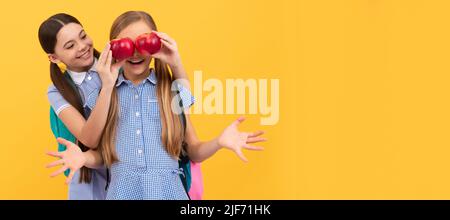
[46,138,86,185]
[217,117,266,162]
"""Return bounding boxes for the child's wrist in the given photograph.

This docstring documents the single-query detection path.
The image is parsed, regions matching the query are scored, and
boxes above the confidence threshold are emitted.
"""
[101,84,114,93]
[81,152,89,165]
[169,57,184,72]
[213,137,223,151]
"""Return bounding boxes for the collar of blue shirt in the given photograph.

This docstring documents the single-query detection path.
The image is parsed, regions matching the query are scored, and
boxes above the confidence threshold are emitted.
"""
[116,68,157,87]
[67,59,98,85]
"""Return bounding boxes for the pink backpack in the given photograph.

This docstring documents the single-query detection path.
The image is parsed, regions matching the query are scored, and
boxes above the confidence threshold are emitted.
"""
[188,162,204,200]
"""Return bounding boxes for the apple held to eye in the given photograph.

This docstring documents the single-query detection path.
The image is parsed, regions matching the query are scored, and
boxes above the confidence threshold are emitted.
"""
[135,32,162,56]
[110,33,162,60]
[110,37,135,60]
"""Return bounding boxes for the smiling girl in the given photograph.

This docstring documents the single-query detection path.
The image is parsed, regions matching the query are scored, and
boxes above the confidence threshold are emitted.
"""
[39,13,125,199]
[47,11,266,200]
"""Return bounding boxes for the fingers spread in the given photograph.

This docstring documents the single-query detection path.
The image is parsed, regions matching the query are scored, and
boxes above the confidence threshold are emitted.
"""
[243,144,264,151]
[246,137,267,144]
[65,170,75,185]
[50,165,68,178]
[232,116,246,126]
[46,159,64,168]
[235,148,248,163]
[248,130,265,138]
[46,151,62,159]
[56,137,71,146]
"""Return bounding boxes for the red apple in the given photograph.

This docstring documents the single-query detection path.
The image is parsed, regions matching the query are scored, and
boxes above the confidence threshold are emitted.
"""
[110,37,135,60]
[135,32,162,56]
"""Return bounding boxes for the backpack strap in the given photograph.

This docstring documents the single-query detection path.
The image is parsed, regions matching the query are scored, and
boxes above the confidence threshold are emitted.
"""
[105,168,110,191]
[176,88,192,200]
[50,107,76,177]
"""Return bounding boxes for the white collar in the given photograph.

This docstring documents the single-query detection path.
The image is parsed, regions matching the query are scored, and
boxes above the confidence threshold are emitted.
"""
[67,70,86,85]
[67,59,98,85]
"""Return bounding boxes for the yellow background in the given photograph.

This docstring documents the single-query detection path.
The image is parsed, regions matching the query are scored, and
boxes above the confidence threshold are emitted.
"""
[1,0,450,199]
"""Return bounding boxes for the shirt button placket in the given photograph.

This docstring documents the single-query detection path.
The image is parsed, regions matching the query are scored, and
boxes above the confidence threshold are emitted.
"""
[134,87,145,168]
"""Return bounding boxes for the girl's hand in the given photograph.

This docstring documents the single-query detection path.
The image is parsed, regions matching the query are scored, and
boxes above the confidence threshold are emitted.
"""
[217,117,267,162]
[151,31,182,69]
[45,138,86,185]
[96,44,125,89]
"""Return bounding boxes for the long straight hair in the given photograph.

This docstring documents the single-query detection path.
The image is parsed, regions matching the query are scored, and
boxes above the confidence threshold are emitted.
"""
[100,11,184,168]
[38,13,100,183]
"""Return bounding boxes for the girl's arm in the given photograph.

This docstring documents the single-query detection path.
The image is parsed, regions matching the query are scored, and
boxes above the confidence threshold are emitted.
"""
[151,31,191,90]
[83,149,103,169]
[150,32,267,161]
[46,138,103,184]
[56,44,124,149]
[184,115,267,163]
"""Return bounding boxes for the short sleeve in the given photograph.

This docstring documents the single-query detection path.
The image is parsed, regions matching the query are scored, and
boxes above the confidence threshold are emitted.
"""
[176,83,195,109]
[47,85,71,115]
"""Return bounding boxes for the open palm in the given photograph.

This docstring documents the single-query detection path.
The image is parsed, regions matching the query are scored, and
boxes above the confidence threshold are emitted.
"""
[46,138,86,184]
[218,117,266,162]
